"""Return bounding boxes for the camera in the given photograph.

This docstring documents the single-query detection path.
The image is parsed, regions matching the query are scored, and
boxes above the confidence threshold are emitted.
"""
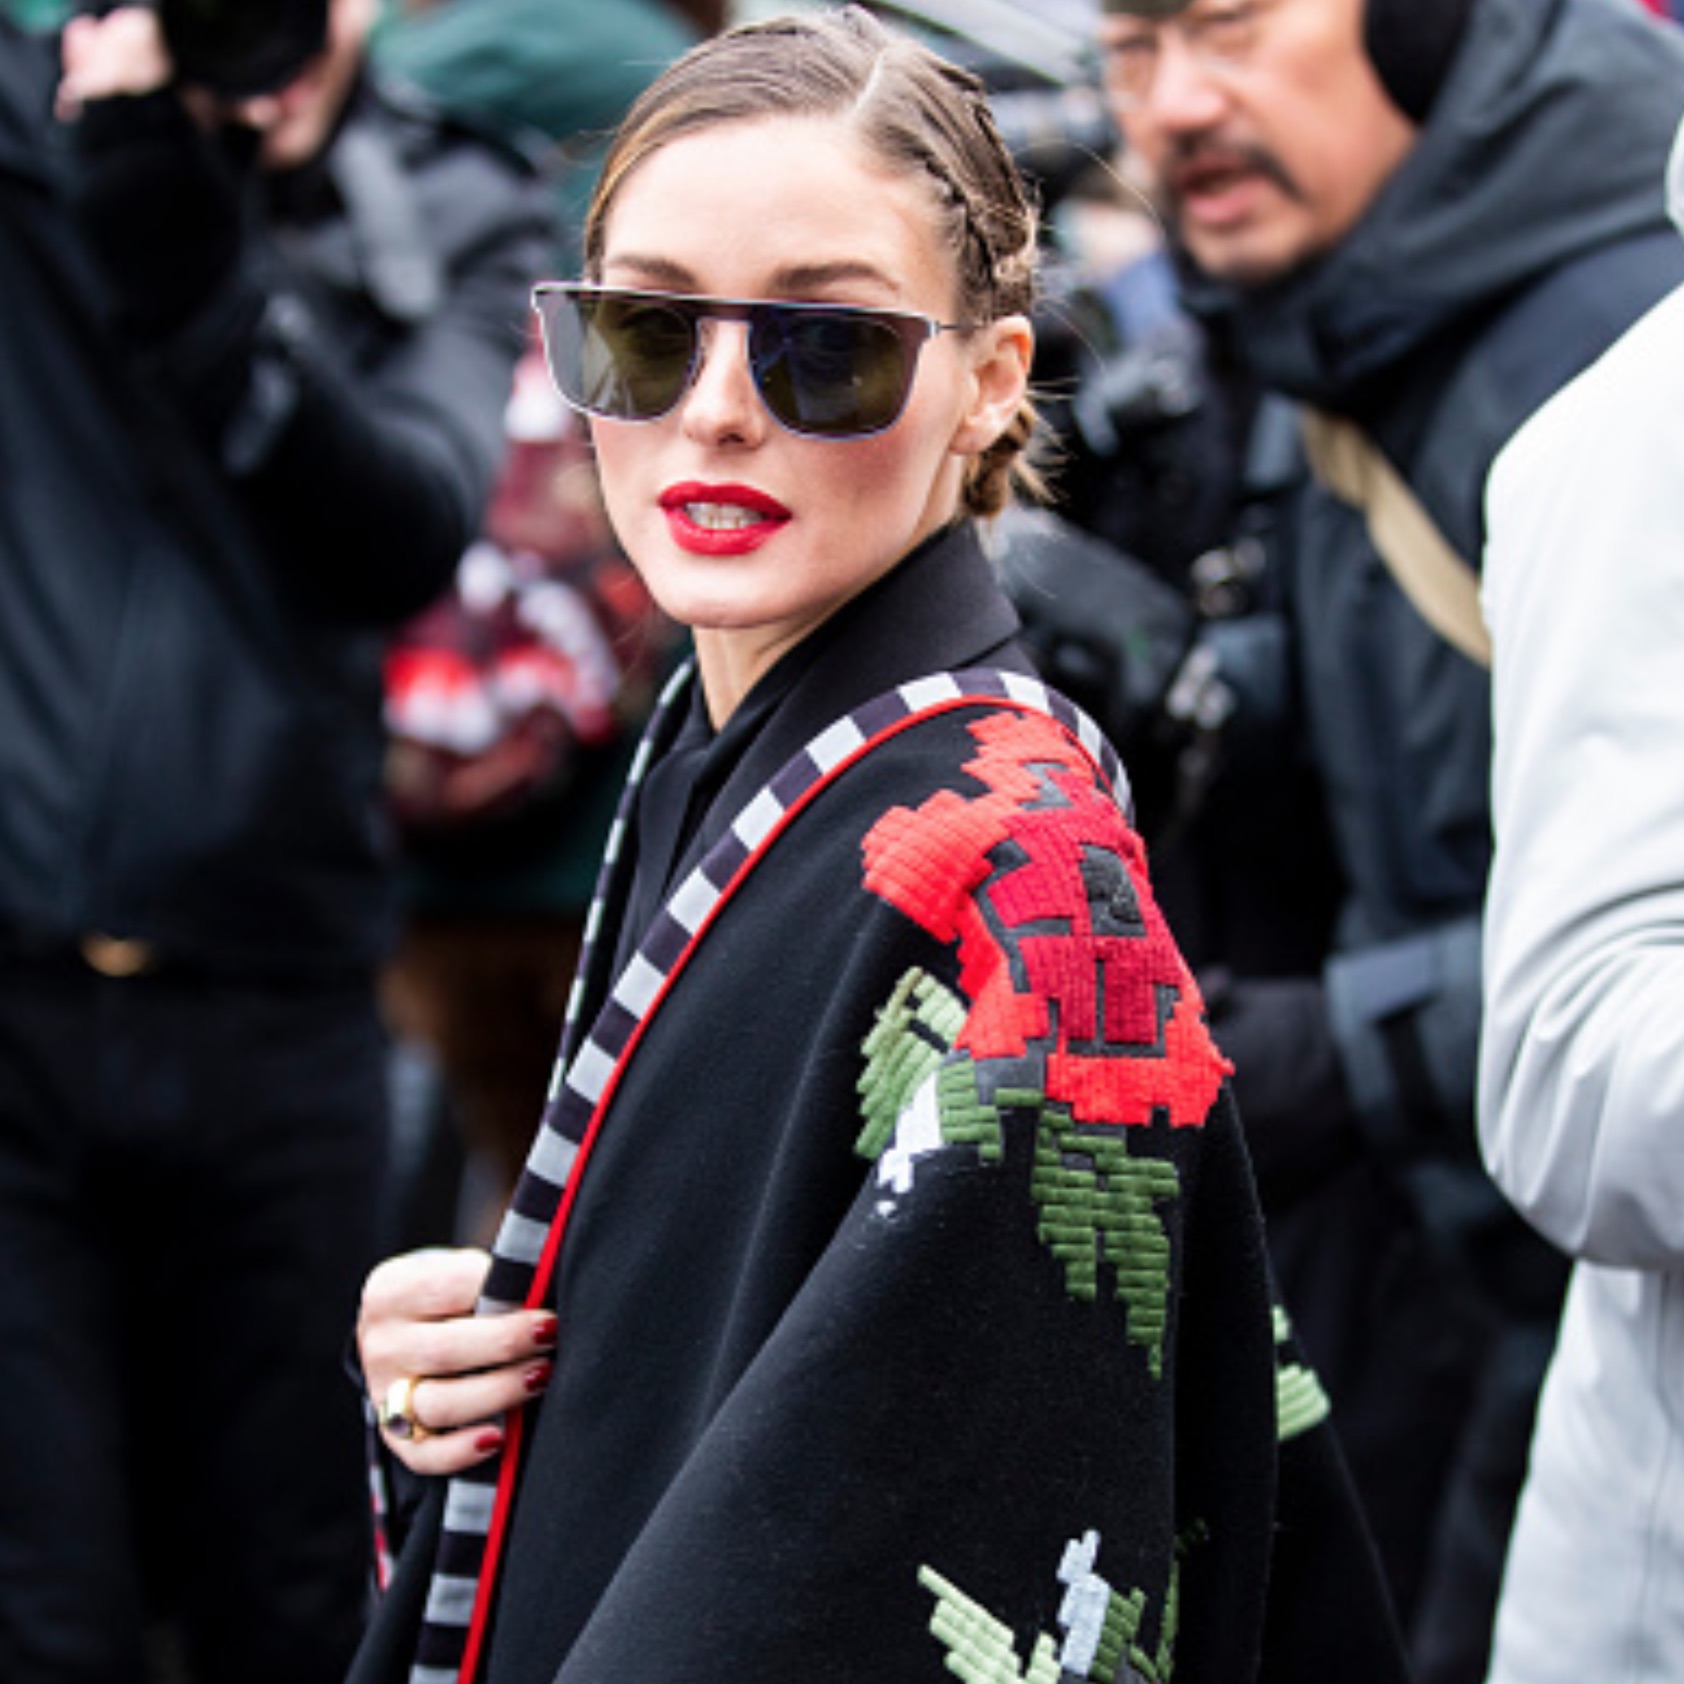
[163,0,327,95]
[82,0,329,97]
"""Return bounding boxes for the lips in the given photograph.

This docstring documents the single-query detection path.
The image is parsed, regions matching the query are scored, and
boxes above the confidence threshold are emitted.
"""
[658,482,792,556]
[1165,140,1294,230]
[1174,153,1251,195]
[1171,148,1257,201]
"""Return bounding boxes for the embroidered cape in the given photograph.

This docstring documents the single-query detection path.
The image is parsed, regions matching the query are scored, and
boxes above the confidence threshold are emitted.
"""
[349,527,1404,1684]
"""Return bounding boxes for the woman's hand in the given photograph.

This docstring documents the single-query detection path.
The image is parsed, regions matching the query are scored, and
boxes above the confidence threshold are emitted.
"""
[358,1247,558,1477]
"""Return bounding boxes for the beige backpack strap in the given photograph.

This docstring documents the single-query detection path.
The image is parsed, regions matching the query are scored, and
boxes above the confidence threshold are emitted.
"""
[1300,407,1492,667]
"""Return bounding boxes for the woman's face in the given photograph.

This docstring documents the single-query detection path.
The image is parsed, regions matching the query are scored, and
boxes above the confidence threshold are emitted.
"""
[588,115,1030,718]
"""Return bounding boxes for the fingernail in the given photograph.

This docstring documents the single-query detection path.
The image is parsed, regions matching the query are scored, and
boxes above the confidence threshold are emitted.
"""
[533,1315,559,1349]
[475,1428,505,1454]
[523,1361,554,1394]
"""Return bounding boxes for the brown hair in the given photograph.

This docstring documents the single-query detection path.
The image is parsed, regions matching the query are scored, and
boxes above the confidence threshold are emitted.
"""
[582,5,1044,517]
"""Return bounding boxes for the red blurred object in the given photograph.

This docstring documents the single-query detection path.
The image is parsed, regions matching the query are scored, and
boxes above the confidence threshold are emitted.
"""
[383,338,667,843]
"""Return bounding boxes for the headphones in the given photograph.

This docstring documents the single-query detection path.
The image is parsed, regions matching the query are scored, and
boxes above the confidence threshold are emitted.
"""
[1364,0,1475,122]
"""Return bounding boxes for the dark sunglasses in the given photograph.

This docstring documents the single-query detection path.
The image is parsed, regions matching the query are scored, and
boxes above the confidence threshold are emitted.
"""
[531,283,977,440]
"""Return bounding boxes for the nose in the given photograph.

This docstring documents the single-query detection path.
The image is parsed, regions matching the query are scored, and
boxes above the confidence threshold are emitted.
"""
[679,318,767,447]
[1132,31,1232,133]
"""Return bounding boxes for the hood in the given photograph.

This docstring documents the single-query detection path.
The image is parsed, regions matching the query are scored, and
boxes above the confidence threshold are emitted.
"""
[1207,0,1684,407]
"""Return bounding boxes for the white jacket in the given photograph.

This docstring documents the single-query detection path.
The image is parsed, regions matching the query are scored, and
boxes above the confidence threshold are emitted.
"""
[1478,126,1684,1684]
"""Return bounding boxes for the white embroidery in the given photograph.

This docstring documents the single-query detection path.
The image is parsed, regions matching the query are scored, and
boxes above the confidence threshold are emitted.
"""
[877,1071,947,1197]
[1057,1530,1109,1677]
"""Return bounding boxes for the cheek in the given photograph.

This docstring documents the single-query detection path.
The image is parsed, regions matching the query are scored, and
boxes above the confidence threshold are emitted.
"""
[823,425,942,519]
[1286,147,1375,252]
[588,423,638,501]
[584,427,655,561]
[822,416,966,559]
[893,366,969,465]
[1118,114,1169,176]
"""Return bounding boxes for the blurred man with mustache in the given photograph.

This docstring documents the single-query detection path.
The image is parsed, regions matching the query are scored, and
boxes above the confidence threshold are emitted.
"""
[1095,0,1684,1679]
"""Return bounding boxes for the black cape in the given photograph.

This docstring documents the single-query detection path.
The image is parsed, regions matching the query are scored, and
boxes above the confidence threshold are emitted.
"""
[352,526,1404,1684]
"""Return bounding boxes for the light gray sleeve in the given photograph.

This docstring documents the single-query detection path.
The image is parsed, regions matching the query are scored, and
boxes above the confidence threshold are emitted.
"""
[1477,284,1684,1269]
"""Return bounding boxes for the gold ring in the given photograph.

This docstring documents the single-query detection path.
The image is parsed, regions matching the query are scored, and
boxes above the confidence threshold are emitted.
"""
[378,1374,430,1442]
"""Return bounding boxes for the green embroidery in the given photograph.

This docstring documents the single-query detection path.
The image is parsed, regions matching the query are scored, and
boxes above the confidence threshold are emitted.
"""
[1272,1306,1332,1442]
[919,1566,1063,1684]
[861,982,1181,1375]
[944,1062,1180,1378]
[1155,1543,1184,1680]
[921,1531,1183,1684]
[934,1059,1013,1163]
[1031,1114,1180,1380]
[1085,1546,1181,1682]
[856,968,966,1162]
[1095,1584,1146,1680]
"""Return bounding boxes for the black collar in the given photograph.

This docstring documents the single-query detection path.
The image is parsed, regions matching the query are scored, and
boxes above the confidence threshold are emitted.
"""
[611,520,1030,979]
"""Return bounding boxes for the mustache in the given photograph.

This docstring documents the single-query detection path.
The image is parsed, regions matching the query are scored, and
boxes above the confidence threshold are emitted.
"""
[1160,136,1304,205]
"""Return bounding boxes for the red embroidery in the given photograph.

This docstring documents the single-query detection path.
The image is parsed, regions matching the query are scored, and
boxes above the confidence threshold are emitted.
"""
[863,711,1231,1129]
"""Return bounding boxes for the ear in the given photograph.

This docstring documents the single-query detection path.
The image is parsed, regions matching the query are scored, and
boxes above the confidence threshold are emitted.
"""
[950,314,1034,458]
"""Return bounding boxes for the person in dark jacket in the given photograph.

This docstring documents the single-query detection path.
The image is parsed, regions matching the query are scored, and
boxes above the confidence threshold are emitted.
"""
[1094,0,1684,1679]
[342,11,1408,1684]
[0,4,551,1680]
[368,0,698,1253]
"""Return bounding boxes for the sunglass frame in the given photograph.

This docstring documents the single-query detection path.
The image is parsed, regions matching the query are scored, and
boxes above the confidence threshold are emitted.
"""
[531,283,976,440]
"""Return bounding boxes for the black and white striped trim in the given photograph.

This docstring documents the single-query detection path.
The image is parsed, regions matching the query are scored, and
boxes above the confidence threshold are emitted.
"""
[405,664,1126,1684]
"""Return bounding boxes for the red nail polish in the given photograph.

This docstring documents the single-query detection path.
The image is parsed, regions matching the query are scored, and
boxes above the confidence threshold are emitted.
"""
[475,1428,505,1455]
[533,1315,559,1349]
[523,1360,554,1393]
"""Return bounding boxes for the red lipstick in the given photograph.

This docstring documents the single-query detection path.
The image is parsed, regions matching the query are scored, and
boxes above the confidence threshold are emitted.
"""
[658,482,791,556]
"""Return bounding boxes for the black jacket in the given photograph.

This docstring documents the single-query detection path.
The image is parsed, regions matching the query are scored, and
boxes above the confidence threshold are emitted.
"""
[1189,0,1684,1235]
[1221,0,1684,958]
[0,26,553,972]
[1179,0,1684,1655]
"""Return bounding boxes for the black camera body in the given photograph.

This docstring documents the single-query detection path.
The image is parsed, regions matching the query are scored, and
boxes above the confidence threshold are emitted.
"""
[82,0,329,97]
[164,0,328,95]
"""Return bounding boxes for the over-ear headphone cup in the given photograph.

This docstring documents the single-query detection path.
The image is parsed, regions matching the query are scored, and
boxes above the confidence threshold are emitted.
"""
[1362,0,1475,124]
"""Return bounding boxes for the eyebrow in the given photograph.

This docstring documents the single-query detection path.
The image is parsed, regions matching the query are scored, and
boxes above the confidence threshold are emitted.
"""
[602,254,903,299]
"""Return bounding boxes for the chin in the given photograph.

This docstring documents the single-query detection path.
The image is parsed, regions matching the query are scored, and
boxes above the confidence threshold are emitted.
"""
[645,581,762,633]
[1190,249,1291,291]
[1184,223,1320,291]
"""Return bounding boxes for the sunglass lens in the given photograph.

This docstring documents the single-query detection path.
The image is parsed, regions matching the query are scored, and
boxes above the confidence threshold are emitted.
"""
[538,291,927,438]
[753,310,911,437]
[557,293,697,421]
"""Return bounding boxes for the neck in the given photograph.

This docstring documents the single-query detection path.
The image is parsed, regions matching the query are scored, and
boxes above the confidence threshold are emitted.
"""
[692,615,826,729]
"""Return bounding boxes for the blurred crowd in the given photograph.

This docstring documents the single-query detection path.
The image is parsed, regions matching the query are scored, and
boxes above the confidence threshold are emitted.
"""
[2,1,1683,1681]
